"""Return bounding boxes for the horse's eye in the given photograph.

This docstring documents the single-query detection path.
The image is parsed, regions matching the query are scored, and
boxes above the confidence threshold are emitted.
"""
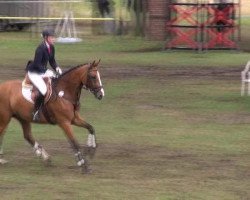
[90,76,96,80]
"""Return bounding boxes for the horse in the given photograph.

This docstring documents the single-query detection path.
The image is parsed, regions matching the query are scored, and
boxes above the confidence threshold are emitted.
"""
[0,60,104,172]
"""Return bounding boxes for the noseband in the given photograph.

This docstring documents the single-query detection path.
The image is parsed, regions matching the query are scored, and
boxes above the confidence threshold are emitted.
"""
[89,86,103,94]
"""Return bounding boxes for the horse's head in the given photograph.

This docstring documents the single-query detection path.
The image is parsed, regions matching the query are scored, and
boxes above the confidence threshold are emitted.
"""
[85,60,105,100]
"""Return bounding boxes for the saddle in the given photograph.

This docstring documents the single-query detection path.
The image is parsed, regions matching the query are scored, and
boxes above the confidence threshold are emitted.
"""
[22,74,52,104]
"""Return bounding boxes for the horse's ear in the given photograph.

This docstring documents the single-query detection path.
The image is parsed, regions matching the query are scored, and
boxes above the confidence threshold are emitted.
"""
[90,60,95,69]
[90,59,101,68]
[96,59,101,66]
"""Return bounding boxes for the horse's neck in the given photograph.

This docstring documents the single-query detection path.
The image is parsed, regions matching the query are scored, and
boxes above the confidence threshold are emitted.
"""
[55,66,88,104]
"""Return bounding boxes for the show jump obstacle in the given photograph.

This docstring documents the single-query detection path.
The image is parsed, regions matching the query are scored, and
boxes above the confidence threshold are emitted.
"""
[0,0,115,43]
[241,61,250,96]
[0,0,82,43]
[165,0,241,51]
[55,1,82,43]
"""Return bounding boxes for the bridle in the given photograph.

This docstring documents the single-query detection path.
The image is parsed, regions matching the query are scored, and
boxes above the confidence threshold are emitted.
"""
[68,68,103,110]
[83,67,104,95]
[53,64,104,109]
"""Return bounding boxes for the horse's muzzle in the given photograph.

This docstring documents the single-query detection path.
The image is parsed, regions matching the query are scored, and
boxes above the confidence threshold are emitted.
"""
[95,88,104,100]
[97,94,103,100]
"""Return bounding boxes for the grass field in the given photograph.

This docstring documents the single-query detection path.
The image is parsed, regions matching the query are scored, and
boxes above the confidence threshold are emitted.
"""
[0,32,250,200]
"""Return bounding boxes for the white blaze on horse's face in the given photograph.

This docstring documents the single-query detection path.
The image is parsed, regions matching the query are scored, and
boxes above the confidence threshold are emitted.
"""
[97,71,105,98]
[88,67,105,100]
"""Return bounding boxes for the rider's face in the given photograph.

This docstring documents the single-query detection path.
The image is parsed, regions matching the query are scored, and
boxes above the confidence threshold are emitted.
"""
[46,36,55,45]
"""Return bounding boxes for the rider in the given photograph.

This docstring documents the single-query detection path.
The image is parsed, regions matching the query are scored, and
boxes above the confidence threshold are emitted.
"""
[26,29,62,120]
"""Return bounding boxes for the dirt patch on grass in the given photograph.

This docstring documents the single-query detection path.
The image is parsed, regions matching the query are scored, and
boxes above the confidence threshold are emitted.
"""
[0,67,25,82]
[101,65,241,81]
[0,64,242,82]
[3,140,249,198]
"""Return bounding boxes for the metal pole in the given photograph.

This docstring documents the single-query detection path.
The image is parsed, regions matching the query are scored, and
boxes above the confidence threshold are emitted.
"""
[197,0,200,51]
[238,0,241,42]
[205,0,208,51]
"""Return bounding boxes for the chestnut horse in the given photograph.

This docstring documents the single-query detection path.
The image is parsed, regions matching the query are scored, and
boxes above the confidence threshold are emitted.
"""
[0,60,104,172]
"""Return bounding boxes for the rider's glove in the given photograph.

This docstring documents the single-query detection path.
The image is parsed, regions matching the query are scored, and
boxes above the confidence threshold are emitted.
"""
[56,67,62,75]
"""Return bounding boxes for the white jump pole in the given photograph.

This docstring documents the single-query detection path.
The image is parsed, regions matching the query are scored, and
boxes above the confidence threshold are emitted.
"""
[241,61,250,96]
[55,1,82,43]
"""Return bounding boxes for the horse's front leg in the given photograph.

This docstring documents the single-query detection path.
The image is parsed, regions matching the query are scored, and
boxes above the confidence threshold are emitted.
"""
[58,122,89,173]
[72,112,96,149]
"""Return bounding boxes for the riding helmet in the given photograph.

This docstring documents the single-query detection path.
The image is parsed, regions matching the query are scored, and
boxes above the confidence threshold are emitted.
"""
[42,29,55,38]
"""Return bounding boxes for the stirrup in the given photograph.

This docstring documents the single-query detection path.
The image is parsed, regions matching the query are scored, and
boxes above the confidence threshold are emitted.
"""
[33,110,39,121]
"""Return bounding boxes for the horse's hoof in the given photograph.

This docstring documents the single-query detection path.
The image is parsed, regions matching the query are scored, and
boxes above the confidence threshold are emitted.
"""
[83,146,97,158]
[80,160,92,174]
[81,165,92,174]
[43,158,52,167]
[88,147,97,159]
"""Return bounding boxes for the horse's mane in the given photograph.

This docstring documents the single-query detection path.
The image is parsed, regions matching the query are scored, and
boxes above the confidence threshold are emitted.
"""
[52,63,89,85]
[60,63,89,78]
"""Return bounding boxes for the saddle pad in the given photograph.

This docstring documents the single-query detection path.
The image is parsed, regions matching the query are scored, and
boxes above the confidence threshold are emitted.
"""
[22,81,34,104]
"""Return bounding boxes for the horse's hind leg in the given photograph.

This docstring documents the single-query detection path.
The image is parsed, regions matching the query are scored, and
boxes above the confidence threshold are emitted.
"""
[0,134,8,164]
[0,117,11,153]
[0,114,11,164]
[0,134,7,164]
[18,120,50,162]
[0,135,4,155]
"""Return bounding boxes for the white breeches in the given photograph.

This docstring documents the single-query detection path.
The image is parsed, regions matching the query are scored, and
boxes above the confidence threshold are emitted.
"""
[28,71,47,96]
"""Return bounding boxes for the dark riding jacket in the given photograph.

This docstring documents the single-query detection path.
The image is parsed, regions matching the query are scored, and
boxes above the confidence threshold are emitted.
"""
[27,41,58,74]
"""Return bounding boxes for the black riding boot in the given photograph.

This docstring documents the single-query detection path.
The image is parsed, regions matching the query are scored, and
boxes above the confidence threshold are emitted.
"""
[33,94,45,121]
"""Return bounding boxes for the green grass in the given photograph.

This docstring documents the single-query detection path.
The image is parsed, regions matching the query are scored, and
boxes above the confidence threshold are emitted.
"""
[1,32,250,69]
[0,32,250,200]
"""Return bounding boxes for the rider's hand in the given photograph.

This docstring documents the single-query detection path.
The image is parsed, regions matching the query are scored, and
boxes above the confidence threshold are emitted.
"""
[56,67,62,75]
